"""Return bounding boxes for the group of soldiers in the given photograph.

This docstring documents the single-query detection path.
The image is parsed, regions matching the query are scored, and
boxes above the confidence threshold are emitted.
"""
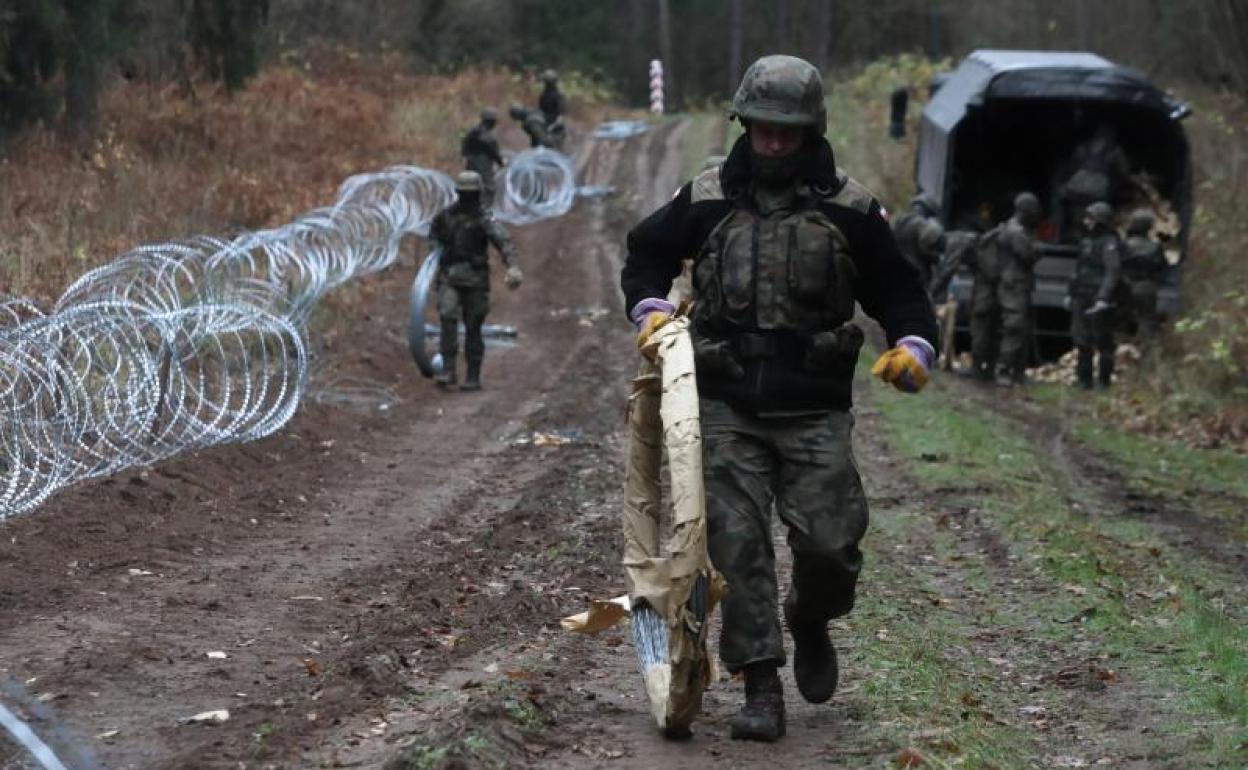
[428,70,567,390]
[894,186,1169,389]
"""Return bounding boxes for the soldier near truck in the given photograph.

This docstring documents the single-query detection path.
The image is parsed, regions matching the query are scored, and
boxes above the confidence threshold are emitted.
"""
[623,54,937,742]
[969,192,1041,384]
[429,171,523,392]
[892,192,946,287]
[1121,208,1168,338]
[1069,201,1123,389]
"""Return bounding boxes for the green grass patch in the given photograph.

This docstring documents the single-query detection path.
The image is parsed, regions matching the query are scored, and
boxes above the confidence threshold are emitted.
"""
[866,379,1248,765]
[848,516,1048,768]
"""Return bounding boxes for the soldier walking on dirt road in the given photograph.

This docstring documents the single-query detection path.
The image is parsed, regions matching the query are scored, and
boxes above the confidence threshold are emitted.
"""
[622,55,938,742]
[509,104,553,150]
[969,192,1041,384]
[430,171,523,391]
[1070,201,1123,389]
[461,107,505,206]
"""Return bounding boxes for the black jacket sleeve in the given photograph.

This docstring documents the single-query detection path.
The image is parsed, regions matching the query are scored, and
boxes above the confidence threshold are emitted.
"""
[833,200,940,350]
[620,184,697,317]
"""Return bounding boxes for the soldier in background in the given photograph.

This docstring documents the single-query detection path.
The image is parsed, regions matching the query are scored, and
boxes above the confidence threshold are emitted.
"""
[460,107,505,206]
[509,105,552,149]
[926,229,980,369]
[429,172,523,391]
[1069,201,1123,389]
[1056,124,1131,238]
[538,69,565,125]
[1120,208,1167,339]
[970,192,1041,384]
[892,192,945,287]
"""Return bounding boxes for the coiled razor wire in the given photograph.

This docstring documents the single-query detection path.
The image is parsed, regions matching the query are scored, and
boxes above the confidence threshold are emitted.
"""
[0,148,576,519]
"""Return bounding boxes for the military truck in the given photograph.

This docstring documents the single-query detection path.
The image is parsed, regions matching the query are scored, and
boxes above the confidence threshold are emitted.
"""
[916,50,1192,357]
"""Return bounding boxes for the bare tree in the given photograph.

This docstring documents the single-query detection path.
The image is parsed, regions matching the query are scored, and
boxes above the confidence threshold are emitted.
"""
[728,0,743,95]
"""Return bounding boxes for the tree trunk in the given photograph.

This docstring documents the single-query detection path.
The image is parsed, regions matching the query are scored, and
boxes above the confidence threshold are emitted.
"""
[774,0,789,52]
[64,0,104,138]
[728,0,743,95]
[814,0,833,71]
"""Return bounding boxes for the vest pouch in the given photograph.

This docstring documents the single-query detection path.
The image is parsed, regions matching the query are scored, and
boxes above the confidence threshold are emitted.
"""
[691,336,745,382]
[785,213,856,326]
[804,324,864,375]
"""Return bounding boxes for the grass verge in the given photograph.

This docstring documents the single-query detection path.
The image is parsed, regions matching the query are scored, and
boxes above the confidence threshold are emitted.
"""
[853,373,1247,768]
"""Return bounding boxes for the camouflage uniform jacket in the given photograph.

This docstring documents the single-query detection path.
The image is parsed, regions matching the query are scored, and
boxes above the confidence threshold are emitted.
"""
[1072,231,1123,302]
[521,113,551,148]
[892,208,945,284]
[430,204,516,289]
[1122,235,1166,283]
[622,135,937,413]
[460,123,504,178]
[977,217,1038,287]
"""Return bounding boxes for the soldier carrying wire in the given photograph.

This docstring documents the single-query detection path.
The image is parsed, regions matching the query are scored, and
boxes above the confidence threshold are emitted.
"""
[622,55,938,742]
[429,171,523,391]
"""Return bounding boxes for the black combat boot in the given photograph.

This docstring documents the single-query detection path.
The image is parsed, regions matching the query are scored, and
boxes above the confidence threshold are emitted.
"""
[435,354,457,390]
[785,596,838,703]
[730,662,785,742]
[1075,347,1094,390]
[460,358,482,391]
[1098,353,1115,388]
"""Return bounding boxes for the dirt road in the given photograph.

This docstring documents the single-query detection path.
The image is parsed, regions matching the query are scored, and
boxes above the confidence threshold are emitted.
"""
[2,117,1244,770]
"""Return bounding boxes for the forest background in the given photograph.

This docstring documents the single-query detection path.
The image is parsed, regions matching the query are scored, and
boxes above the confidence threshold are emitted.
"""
[1,0,1246,443]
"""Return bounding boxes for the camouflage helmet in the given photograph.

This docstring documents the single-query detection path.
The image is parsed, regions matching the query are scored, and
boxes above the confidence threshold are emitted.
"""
[455,171,483,193]
[912,191,939,214]
[730,55,827,135]
[1013,191,1041,220]
[1085,201,1113,227]
[480,107,498,125]
[508,104,528,121]
[1127,208,1154,235]
[542,69,558,84]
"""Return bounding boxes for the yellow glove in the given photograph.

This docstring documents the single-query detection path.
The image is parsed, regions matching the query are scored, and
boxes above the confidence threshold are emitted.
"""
[636,312,671,360]
[871,341,931,393]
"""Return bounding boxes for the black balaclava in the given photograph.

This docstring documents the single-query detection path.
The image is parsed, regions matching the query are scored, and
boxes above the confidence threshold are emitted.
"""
[459,191,482,211]
[747,128,815,187]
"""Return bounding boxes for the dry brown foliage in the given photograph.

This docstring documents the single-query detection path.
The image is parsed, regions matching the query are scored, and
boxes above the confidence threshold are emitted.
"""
[0,49,530,306]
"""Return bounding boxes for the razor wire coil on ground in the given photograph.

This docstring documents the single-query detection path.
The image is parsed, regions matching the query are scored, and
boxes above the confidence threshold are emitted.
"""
[0,149,577,519]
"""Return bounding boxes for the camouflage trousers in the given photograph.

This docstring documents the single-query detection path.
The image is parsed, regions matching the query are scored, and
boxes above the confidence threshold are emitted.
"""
[1070,294,1116,386]
[700,398,868,672]
[1122,280,1159,338]
[437,283,490,366]
[971,277,1030,374]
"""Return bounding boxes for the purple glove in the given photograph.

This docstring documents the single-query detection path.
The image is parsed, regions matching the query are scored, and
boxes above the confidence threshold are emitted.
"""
[629,298,676,330]
[895,335,936,393]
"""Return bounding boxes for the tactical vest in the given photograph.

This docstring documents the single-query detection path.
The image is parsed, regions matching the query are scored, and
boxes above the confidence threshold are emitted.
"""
[1073,233,1117,296]
[687,169,868,412]
[976,221,1034,286]
[436,208,493,289]
[692,201,858,335]
[1122,235,1165,282]
[975,226,1004,283]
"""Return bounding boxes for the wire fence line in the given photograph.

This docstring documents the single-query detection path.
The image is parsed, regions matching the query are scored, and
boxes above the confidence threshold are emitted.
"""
[0,148,577,519]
